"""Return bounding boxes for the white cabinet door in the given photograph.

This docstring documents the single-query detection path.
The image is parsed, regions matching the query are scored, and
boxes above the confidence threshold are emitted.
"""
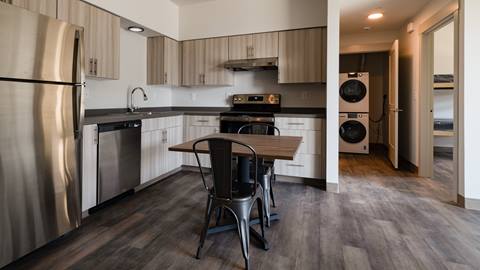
[141,131,153,184]
[275,154,324,179]
[183,126,219,167]
[275,117,324,131]
[82,124,98,211]
[279,129,323,155]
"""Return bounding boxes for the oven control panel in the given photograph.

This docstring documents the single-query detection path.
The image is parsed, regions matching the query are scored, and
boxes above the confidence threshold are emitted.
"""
[232,94,281,105]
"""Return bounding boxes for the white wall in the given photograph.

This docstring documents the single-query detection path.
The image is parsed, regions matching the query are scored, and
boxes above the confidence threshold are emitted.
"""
[83,0,179,39]
[340,30,399,54]
[398,0,454,166]
[85,29,172,109]
[459,0,480,205]
[326,0,340,190]
[172,71,325,107]
[179,0,327,40]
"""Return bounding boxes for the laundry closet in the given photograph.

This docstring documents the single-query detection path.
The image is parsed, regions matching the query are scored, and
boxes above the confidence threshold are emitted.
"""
[339,52,390,155]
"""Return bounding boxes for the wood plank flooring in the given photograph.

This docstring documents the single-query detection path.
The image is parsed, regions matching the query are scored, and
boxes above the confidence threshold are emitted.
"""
[4,153,480,270]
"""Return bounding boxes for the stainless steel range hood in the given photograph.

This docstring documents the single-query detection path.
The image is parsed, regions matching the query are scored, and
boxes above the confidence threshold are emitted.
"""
[224,57,278,71]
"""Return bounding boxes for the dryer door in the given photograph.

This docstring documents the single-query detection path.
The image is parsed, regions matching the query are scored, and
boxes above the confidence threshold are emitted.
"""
[339,80,367,103]
[339,120,367,143]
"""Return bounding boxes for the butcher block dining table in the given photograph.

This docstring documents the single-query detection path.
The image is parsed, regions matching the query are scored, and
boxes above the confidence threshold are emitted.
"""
[169,133,303,247]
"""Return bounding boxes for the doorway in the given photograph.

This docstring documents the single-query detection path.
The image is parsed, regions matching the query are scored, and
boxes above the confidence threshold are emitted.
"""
[419,10,459,204]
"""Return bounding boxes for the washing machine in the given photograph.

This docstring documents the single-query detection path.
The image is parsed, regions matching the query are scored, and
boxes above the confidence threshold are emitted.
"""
[339,72,369,113]
[339,113,369,154]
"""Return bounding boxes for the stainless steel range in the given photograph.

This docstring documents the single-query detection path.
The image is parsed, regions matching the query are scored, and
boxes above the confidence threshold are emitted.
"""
[220,94,281,134]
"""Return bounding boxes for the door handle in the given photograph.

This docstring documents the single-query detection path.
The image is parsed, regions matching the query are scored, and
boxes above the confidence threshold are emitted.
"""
[89,58,93,75]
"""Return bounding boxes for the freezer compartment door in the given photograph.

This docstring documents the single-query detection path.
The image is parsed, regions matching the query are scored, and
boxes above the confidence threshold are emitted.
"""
[0,2,83,84]
[0,81,82,268]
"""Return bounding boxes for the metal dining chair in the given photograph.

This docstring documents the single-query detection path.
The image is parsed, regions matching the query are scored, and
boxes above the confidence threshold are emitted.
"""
[194,138,266,270]
[238,123,279,226]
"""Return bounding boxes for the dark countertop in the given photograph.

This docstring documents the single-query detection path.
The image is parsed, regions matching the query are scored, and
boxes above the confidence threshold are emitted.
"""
[84,107,325,125]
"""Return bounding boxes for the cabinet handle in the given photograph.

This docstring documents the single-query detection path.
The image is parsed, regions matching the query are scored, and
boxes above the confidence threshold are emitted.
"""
[89,58,93,75]
[287,123,305,126]
[93,127,98,145]
[196,120,209,123]
[94,58,98,76]
[164,73,168,84]
[287,164,304,167]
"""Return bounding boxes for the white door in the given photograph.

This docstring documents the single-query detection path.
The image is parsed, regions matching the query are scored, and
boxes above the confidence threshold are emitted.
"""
[388,40,400,168]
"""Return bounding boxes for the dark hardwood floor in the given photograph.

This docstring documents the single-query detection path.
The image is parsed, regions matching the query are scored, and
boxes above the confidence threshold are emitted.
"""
[433,151,455,201]
[5,153,480,270]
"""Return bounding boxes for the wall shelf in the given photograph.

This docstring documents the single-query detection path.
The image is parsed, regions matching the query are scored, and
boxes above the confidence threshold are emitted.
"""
[434,130,454,137]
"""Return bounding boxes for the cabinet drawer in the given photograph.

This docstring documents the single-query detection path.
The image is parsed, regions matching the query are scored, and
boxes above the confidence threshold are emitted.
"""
[279,129,323,155]
[275,117,324,131]
[142,115,183,132]
[275,154,325,179]
[186,115,220,127]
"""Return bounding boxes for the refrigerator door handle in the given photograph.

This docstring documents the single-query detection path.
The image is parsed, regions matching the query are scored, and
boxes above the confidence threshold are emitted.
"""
[72,30,85,140]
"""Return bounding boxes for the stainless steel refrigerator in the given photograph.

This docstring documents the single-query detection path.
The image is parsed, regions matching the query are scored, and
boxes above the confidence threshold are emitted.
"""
[0,3,84,267]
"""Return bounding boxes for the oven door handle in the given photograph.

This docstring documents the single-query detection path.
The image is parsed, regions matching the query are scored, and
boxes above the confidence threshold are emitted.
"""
[220,116,275,122]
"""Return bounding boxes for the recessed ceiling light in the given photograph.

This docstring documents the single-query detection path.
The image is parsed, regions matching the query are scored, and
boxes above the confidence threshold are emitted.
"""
[368,12,384,20]
[128,26,144,33]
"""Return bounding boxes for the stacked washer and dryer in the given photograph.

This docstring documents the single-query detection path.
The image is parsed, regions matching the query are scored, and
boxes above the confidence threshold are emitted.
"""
[339,72,370,154]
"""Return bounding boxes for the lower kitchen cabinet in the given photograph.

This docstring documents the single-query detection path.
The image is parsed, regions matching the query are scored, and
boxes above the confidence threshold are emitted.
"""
[183,115,220,167]
[141,116,183,184]
[275,117,326,179]
[82,124,98,212]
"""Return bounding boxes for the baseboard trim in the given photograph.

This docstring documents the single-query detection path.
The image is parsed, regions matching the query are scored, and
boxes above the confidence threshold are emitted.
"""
[135,167,183,192]
[458,194,465,208]
[327,182,339,193]
[276,175,326,190]
[460,195,480,211]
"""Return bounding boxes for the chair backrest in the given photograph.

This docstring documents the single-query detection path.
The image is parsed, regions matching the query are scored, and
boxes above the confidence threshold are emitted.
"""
[237,123,280,136]
[193,138,258,200]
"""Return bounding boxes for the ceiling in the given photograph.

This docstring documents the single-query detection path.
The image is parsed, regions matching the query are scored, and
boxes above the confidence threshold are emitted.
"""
[340,0,432,34]
[170,0,214,6]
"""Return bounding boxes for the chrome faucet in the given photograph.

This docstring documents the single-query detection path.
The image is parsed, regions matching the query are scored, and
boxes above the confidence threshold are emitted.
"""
[129,87,148,112]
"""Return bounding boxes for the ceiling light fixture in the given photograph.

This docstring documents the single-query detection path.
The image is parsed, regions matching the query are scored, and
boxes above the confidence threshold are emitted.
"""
[368,12,384,20]
[128,26,144,33]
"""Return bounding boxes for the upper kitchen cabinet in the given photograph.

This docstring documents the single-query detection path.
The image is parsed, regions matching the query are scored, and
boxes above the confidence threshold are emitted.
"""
[205,37,233,85]
[278,28,326,84]
[182,39,205,86]
[147,36,181,86]
[228,32,278,60]
[58,0,120,80]
[182,37,232,86]
[1,0,57,17]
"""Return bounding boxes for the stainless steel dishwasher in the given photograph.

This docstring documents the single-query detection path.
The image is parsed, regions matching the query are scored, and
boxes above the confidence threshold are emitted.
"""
[97,120,141,204]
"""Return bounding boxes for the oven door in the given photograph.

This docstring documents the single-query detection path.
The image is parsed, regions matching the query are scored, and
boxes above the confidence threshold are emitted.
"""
[220,116,275,134]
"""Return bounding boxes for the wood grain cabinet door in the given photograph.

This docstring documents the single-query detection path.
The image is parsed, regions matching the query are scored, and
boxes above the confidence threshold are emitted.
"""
[92,7,119,80]
[228,34,252,60]
[58,0,94,76]
[147,37,165,85]
[205,37,233,86]
[278,28,325,84]
[164,38,180,86]
[182,39,205,86]
[252,32,278,59]
[5,0,57,17]
[58,0,119,80]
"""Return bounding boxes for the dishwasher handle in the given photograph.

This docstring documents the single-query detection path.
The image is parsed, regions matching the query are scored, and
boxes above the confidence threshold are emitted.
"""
[98,120,142,133]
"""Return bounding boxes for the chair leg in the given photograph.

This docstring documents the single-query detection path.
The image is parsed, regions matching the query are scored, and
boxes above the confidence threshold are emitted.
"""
[269,172,276,208]
[261,174,271,227]
[256,198,265,239]
[235,209,250,270]
[215,207,222,226]
[196,196,214,259]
